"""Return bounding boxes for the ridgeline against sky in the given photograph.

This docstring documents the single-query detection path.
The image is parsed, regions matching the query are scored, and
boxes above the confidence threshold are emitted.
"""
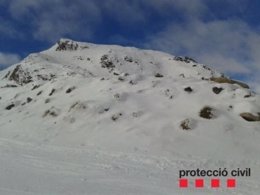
[0,0,259,92]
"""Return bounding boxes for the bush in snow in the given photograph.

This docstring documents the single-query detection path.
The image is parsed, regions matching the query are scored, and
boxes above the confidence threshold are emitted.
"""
[5,103,15,110]
[184,87,193,93]
[100,55,115,69]
[212,87,223,94]
[180,118,195,130]
[199,106,216,119]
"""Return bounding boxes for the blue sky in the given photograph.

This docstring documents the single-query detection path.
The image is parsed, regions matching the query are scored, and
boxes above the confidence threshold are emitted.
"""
[0,0,259,91]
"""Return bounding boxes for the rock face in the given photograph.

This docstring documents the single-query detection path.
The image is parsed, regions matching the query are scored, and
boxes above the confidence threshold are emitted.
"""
[7,65,32,85]
[56,40,79,51]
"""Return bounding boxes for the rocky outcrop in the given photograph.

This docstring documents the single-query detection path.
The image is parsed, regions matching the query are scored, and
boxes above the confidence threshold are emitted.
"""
[56,40,79,51]
[7,65,32,85]
[210,77,249,89]
[240,113,260,122]
[174,56,197,63]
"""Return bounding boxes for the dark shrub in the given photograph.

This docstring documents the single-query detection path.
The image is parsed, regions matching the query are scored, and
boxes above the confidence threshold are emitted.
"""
[184,87,193,93]
[66,86,76,94]
[180,119,191,130]
[154,73,164,78]
[49,89,55,96]
[113,72,119,76]
[124,56,133,62]
[199,106,215,119]
[5,104,15,110]
[37,91,43,96]
[32,85,40,90]
[43,107,59,117]
[100,55,115,69]
[212,87,223,94]
[27,97,33,103]
[1,84,17,88]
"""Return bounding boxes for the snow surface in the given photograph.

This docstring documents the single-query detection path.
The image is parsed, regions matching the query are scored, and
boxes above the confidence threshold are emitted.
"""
[0,39,259,194]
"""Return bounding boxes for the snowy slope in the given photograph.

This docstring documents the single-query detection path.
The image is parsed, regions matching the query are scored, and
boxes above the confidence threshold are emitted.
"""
[0,39,259,194]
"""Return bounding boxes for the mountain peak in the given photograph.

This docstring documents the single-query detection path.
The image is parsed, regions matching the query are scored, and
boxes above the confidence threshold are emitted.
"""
[0,40,259,160]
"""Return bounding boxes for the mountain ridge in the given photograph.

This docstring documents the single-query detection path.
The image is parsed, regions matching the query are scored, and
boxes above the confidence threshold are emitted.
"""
[0,39,259,160]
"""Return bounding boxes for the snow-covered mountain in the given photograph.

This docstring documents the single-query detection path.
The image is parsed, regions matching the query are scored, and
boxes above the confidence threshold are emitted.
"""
[0,39,259,195]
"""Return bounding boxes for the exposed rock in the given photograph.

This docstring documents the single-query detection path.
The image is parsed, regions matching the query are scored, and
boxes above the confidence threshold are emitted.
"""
[1,84,18,88]
[3,71,11,79]
[111,113,123,121]
[240,113,260,122]
[124,56,133,62]
[129,80,137,85]
[49,89,55,96]
[43,107,60,117]
[118,76,125,81]
[36,74,56,81]
[69,102,87,112]
[8,65,32,85]
[100,55,115,69]
[56,40,78,51]
[202,65,212,71]
[113,72,119,76]
[32,85,40,90]
[45,99,51,104]
[5,103,15,110]
[37,91,43,96]
[210,77,249,89]
[154,73,164,78]
[199,106,216,119]
[132,111,143,118]
[179,73,185,78]
[212,87,223,94]
[66,86,76,94]
[244,94,252,98]
[27,97,33,103]
[174,56,197,63]
[184,87,193,93]
[98,107,110,114]
[180,118,195,130]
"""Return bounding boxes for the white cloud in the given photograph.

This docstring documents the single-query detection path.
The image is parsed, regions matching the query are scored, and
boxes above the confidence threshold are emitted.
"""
[147,0,207,18]
[3,0,209,42]
[247,73,260,93]
[0,52,21,68]
[5,0,102,42]
[145,19,260,77]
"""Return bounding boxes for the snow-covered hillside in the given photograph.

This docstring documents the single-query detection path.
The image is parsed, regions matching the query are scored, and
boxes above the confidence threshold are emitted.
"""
[0,39,259,194]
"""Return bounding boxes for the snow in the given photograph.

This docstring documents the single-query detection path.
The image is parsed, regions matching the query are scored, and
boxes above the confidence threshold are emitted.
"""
[0,39,259,194]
